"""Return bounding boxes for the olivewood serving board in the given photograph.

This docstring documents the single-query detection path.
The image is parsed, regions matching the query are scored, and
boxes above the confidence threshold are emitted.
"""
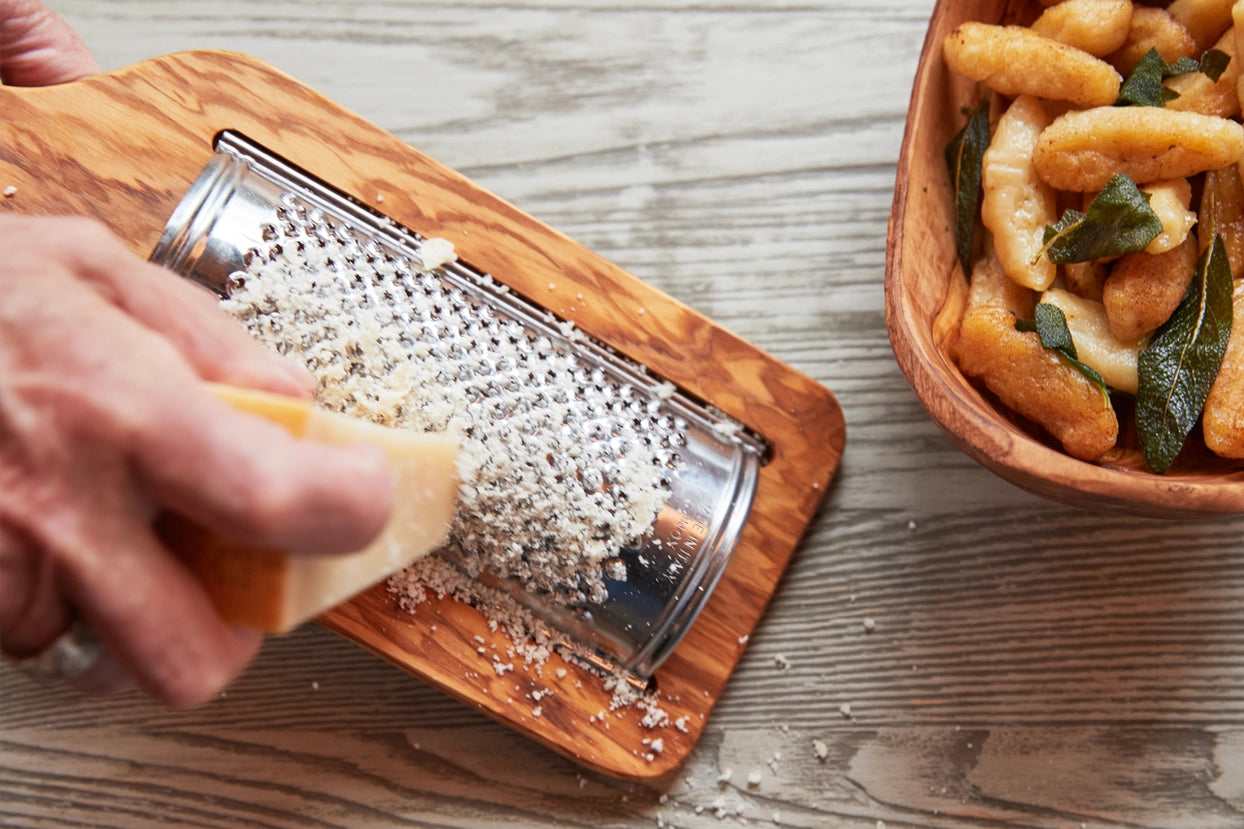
[0,51,845,780]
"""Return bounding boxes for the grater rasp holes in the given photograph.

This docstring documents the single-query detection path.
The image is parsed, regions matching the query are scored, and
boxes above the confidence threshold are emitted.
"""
[222,196,684,608]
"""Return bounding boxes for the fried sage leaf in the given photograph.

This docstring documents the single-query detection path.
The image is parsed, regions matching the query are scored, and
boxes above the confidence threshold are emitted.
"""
[1137,234,1234,473]
[1117,47,1232,107]
[1017,303,1110,397]
[1039,174,1162,264]
[945,98,990,276]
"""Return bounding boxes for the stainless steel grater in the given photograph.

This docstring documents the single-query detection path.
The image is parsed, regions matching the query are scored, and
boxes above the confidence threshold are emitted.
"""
[151,131,766,682]
[1,50,845,777]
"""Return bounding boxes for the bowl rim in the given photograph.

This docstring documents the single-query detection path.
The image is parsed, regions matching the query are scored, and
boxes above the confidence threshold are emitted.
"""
[884,0,1244,518]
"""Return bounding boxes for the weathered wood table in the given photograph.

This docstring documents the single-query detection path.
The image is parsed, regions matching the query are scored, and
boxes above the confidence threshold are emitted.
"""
[5,1,1244,826]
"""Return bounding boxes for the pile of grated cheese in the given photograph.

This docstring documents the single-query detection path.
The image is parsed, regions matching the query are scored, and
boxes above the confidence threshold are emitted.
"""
[221,204,675,611]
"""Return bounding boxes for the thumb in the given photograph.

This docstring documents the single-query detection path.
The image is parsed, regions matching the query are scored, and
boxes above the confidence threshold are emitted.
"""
[0,0,99,86]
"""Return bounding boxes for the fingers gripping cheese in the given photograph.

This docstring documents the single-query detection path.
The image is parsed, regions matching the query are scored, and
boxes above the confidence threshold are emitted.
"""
[161,383,459,633]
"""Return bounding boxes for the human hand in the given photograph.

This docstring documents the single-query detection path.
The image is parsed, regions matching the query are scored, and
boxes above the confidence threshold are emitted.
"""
[0,214,395,707]
[0,3,395,707]
[0,0,98,85]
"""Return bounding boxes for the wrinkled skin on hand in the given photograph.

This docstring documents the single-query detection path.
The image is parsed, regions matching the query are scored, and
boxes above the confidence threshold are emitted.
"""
[1,0,394,709]
[0,215,395,707]
[0,0,98,85]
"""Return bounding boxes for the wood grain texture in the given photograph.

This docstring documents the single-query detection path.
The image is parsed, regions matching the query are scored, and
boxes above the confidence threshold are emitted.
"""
[886,0,1244,516]
[0,47,843,779]
[4,0,1244,826]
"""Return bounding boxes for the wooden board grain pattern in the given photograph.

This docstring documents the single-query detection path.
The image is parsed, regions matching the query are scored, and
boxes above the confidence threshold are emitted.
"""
[6,0,1244,826]
[0,48,843,780]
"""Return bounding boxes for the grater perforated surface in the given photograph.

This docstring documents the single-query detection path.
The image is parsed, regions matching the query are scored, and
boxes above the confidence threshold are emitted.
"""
[226,193,682,608]
[4,49,844,778]
[152,131,765,678]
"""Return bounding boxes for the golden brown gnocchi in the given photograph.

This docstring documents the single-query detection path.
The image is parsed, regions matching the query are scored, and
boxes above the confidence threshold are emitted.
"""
[944,22,1123,107]
[1032,106,1244,191]
[1031,0,1134,57]
[942,0,1244,471]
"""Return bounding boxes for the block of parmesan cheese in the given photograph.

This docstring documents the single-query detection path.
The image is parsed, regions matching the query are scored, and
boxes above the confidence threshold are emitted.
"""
[159,383,459,633]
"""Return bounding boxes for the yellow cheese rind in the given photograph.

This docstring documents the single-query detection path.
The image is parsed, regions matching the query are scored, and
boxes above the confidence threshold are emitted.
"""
[167,383,459,633]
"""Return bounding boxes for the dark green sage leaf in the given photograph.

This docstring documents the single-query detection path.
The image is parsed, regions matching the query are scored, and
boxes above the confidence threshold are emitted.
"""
[1137,234,1235,473]
[1039,174,1162,264]
[944,98,990,276]
[1118,49,1180,106]
[1017,303,1075,355]
[1016,303,1111,396]
[1197,48,1231,82]
[1117,47,1232,107]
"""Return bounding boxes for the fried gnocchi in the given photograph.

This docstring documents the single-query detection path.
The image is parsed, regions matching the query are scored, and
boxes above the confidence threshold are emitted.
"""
[1107,6,1197,75]
[957,305,1120,461]
[944,22,1123,107]
[1164,28,1240,116]
[1168,0,1235,49]
[1141,178,1196,254]
[1102,234,1200,342]
[1032,0,1134,56]
[942,0,1244,470]
[1203,282,1244,456]
[981,95,1058,290]
[1032,106,1244,191]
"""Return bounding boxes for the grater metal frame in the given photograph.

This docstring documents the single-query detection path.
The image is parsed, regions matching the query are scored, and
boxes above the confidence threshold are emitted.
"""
[153,129,768,685]
[0,51,846,780]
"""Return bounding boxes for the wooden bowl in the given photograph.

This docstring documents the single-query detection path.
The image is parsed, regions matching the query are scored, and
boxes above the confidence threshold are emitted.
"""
[885,0,1244,517]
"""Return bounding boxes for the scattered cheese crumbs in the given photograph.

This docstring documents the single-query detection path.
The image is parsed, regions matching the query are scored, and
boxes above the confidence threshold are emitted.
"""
[658,793,668,804]
[221,197,708,732]
[907,519,918,531]
[650,737,664,754]
[311,681,320,691]
[673,716,689,733]
[376,193,385,203]
[2,185,16,198]
[813,739,829,760]
[839,702,853,718]
[746,769,763,787]
[717,768,734,784]
[417,236,457,269]
[532,706,542,717]
[555,668,567,679]
[637,307,646,315]
[774,654,790,670]
[737,634,750,645]
[863,617,876,633]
